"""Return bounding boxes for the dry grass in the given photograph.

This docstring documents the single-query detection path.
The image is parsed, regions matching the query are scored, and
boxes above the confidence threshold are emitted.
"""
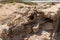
[0,0,37,5]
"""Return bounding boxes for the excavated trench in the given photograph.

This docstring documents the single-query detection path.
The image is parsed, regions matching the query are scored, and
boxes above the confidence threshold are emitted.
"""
[0,3,60,40]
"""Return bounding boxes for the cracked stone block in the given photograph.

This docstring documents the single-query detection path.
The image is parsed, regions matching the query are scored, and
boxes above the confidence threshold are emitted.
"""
[42,22,53,30]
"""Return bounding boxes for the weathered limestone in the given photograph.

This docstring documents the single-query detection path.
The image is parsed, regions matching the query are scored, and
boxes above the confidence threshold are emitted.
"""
[32,23,40,33]
[41,31,51,40]
[43,11,57,20]
[42,22,53,30]
[0,3,60,40]
[0,24,9,40]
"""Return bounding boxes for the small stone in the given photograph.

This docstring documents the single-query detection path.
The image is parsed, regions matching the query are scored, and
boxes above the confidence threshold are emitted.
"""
[32,23,39,33]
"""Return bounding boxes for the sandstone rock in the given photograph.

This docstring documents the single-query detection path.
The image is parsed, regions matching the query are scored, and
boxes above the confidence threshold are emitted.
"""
[0,38,3,40]
[28,10,37,22]
[0,2,59,40]
[41,31,51,40]
[0,24,10,40]
[42,22,53,30]
[32,23,39,33]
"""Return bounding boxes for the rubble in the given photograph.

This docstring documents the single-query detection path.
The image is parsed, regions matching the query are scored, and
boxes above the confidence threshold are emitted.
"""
[32,23,40,33]
[0,2,60,40]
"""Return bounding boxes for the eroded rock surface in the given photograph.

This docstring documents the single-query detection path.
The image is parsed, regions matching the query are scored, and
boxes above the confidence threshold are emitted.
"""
[0,2,60,40]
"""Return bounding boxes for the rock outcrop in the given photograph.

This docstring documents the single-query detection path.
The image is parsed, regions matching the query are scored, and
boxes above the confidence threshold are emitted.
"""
[0,2,60,40]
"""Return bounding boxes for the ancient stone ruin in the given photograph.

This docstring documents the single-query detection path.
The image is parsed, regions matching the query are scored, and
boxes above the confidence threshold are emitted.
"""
[0,2,60,40]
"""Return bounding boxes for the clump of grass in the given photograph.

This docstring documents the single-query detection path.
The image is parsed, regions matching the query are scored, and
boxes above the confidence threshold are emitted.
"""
[47,2,55,5]
[18,6,24,8]
[0,0,14,4]
[22,2,37,5]
[0,0,22,4]
[5,0,14,3]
